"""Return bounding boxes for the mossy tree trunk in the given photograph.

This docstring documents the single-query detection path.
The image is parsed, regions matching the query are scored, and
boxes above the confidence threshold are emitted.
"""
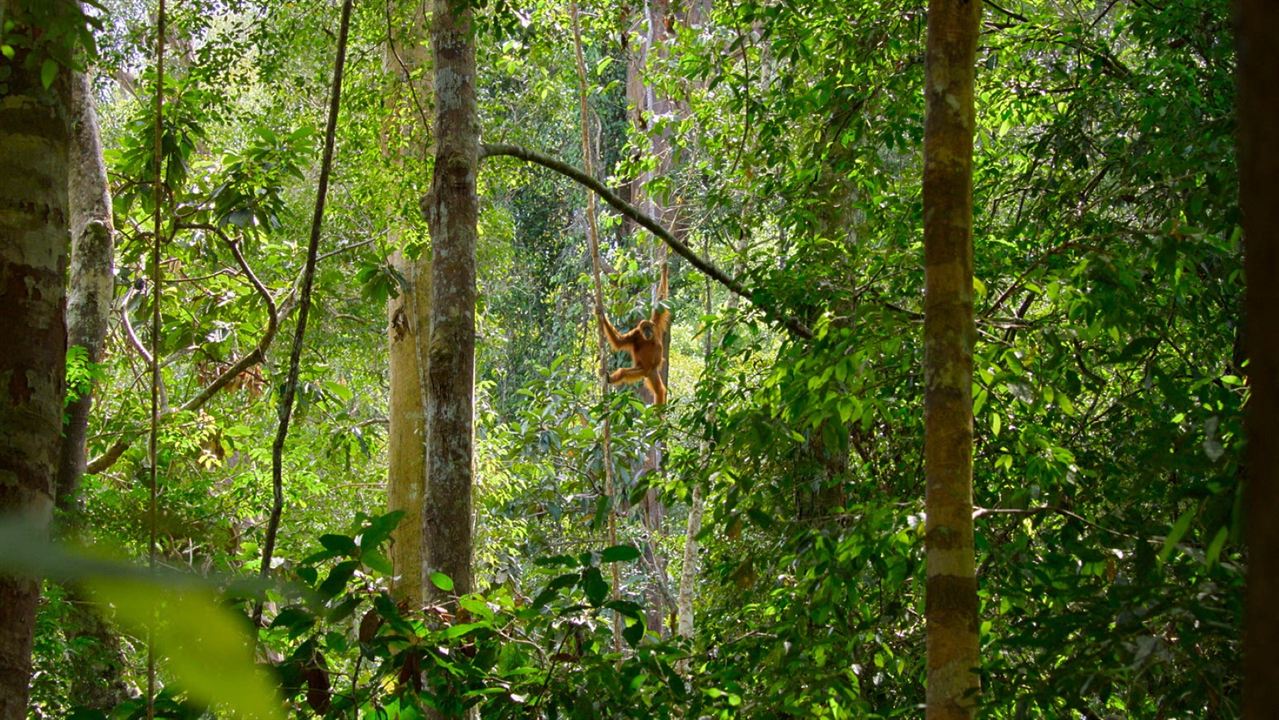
[423,0,478,610]
[0,1,73,714]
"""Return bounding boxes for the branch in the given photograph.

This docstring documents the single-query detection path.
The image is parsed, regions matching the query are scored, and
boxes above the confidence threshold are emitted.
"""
[480,142,814,340]
[176,224,280,412]
[85,225,281,475]
[982,0,1027,22]
[973,505,1138,540]
[982,238,1099,317]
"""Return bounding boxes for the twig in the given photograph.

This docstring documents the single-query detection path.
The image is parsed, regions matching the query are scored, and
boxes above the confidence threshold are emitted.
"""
[973,505,1139,540]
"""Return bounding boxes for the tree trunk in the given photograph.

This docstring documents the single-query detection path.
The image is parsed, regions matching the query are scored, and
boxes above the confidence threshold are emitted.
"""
[0,1,73,714]
[675,483,703,638]
[922,1,981,719]
[387,251,430,605]
[423,0,478,605]
[60,68,132,712]
[624,0,706,632]
[1238,1,1279,716]
[384,0,431,607]
[58,70,115,513]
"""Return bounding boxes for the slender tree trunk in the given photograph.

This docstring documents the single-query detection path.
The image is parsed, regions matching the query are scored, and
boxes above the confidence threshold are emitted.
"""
[423,0,478,606]
[675,483,704,638]
[0,2,73,714]
[922,1,981,718]
[60,68,133,712]
[59,70,115,513]
[624,0,705,632]
[1238,1,1279,716]
[384,0,431,607]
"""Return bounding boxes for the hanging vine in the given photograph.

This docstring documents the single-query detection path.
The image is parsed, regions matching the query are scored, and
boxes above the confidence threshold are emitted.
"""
[254,0,356,624]
[570,0,623,653]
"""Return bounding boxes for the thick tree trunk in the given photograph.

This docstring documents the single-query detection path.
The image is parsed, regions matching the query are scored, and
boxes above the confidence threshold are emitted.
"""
[922,1,981,718]
[384,1,431,607]
[423,0,478,609]
[387,251,430,604]
[0,1,73,714]
[1238,1,1279,716]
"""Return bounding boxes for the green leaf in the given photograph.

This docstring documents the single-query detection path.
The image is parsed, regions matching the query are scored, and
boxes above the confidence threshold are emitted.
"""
[270,606,316,638]
[746,507,773,530]
[361,548,393,575]
[1205,526,1228,568]
[532,573,579,609]
[88,579,284,719]
[1159,508,1196,563]
[582,566,609,606]
[622,616,645,647]
[319,534,357,555]
[599,545,641,563]
[360,511,405,550]
[444,622,488,639]
[458,595,493,620]
[297,566,318,585]
[531,587,558,610]
[430,571,454,592]
[603,600,643,619]
[41,58,58,89]
[318,560,359,598]
[326,596,361,623]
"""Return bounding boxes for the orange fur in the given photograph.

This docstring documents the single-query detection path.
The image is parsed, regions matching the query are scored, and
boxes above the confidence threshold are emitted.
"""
[598,270,670,405]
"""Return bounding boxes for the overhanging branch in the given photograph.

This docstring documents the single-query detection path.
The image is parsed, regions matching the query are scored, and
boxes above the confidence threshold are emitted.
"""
[480,142,814,340]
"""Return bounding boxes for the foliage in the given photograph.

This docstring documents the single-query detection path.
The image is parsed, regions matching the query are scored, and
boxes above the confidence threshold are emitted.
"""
[258,512,687,718]
[0,0,101,89]
[19,0,1246,716]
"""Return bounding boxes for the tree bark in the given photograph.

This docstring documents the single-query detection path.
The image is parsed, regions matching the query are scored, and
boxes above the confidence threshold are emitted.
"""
[387,251,430,604]
[0,1,73,714]
[675,483,704,638]
[60,68,132,712]
[922,1,981,718]
[1238,1,1279,716]
[58,70,115,513]
[423,0,478,613]
[384,0,432,607]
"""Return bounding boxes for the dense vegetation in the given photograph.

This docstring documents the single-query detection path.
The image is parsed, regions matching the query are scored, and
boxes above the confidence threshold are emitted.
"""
[0,0,1259,717]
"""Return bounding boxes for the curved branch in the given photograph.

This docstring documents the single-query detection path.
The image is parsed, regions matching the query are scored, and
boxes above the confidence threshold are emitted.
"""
[85,225,281,475]
[121,288,155,367]
[175,223,279,412]
[480,142,814,340]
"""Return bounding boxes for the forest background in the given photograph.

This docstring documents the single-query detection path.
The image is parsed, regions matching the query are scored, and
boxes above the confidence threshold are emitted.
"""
[0,0,1270,718]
